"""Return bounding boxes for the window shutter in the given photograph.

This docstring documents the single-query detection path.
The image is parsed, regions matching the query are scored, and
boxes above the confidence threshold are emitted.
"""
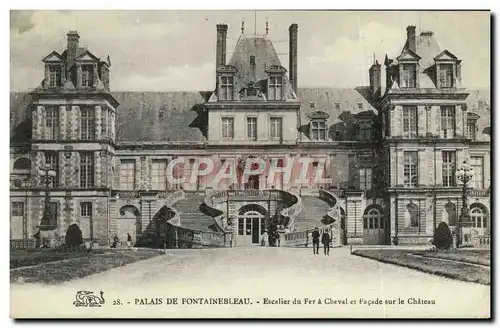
[455,105,463,137]
[432,106,440,138]
[417,105,426,137]
[397,150,404,186]
[392,106,402,138]
[419,150,428,186]
[435,151,443,186]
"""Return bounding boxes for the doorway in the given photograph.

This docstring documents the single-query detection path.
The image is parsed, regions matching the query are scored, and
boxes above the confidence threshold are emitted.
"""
[362,206,386,245]
[235,204,268,245]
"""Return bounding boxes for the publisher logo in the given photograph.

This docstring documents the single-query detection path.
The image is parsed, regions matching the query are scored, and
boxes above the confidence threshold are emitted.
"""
[73,291,105,307]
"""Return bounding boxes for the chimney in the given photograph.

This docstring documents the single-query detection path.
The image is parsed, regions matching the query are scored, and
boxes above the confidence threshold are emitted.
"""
[216,24,228,71]
[406,25,416,53]
[66,31,80,71]
[369,60,381,99]
[250,55,256,81]
[289,23,298,94]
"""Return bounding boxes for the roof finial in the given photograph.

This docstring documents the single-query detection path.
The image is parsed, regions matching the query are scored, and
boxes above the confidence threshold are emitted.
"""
[241,19,244,35]
[266,18,269,35]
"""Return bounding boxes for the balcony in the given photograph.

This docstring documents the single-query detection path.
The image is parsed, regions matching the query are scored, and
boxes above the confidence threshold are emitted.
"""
[467,189,490,197]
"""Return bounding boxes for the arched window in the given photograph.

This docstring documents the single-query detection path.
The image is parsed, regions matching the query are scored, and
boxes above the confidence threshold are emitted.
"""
[443,201,457,226]
[13,157,31,171]
[470,204,488,229]
[405,202,419,228]
[363,207,384,230]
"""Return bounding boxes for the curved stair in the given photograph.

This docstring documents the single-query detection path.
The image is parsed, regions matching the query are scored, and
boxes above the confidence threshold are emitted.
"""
[293,196,331,231]
[172,195,219,232]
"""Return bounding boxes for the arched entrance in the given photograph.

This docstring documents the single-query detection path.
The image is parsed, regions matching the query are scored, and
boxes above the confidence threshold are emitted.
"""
[362,205,386,245]
[236,204,268,245]
[117,205,141,246]
[469,203,489,239]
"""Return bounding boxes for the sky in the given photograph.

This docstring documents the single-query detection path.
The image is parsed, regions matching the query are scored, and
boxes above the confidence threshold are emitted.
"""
[10,10,490,92]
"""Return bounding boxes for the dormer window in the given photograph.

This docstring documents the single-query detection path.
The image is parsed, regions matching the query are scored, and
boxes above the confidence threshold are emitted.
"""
[466,112,480,141]
[220,76,234,101]
[401,63,416,88]
[268,76,283,100]
[48,65,61,88]
[308,111,330,141]
[438,63,454,88]
[81,65,94,88]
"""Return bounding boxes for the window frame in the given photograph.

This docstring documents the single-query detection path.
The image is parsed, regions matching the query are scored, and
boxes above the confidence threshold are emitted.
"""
[402,106,418,139]
[246,117,258,141]
[268,75,283,101]
[48,65,61,88]
[442,151,457,187]
[80,202,92,217]
[470,156,484,190]
[79,152,95,188]
[440,106,456,139]
[119,159,136,190]
[151,159,167,190]
[403,151,418,188]
[11,202,24,217]
[359,168,372,190]
[219,75,234,101]
[438,63,454,88]
[270,117,283,140]
[45,106,60,140]
[44,151,59,187]
[401,63,417,88]
[80,106,96,140]
[221,117,235,140]
[310,119,327,141]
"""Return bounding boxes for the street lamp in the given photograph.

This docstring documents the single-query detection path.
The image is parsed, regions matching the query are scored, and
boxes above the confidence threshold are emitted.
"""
[38,165,57,246]
[455,160,474,248]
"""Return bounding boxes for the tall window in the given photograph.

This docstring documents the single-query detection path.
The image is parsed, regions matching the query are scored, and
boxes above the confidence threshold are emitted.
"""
[221,117,234,139]
[470,206,488,229]
[358,121,372,140]
[220,76,234,100]
[401,64,416,88]
[80,152,94,188]
[48,65,61,88]
[44,151,58,187]
[102,109,108,138]
[442,151,456,187]
[247,117,257,140]
[470,156,484,189]
[80,202,92,217]
[270,117,283,139]
[440,106,455,139]
[45,107,59,140]
[467,122,476,140]
[438,64,454,88]
[406,202,419,228]
[80,107,95,140]
[268,76,283,100]
[403,151,418,188]
[120,160,135,190]
[402,106,417,138]
[311,120,327,141]
[48,202,58,226]
[151,160,167,190]
[359,168,372,190]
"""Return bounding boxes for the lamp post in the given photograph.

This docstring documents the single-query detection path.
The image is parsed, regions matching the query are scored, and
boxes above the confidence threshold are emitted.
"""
[38,164,57,247]
[455,160,474,248]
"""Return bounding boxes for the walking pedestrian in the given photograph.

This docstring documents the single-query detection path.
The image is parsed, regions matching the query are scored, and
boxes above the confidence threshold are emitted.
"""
[275,231,281,247]
[260,230,268,246]
[126,233,132,248]
[312,227,320,255]
[321,230,331,255]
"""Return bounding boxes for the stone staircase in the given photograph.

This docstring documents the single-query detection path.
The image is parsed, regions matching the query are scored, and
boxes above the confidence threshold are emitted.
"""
[173,194,219,232]
[293,196,331,231]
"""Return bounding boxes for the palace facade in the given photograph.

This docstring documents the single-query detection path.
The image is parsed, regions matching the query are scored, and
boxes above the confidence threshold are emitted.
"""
[10,23,491,247]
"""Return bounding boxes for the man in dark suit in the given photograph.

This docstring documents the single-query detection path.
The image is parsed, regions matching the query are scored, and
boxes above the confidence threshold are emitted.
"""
[321,230,331,256]
[311,227,320,255]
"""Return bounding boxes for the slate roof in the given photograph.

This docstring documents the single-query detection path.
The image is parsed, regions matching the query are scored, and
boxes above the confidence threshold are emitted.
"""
[9,88,491,144]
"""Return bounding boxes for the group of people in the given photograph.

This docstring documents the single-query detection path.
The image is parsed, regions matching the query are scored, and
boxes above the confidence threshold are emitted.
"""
[311,227,331,255]
[109,233,133,248]
[260,230,281,247]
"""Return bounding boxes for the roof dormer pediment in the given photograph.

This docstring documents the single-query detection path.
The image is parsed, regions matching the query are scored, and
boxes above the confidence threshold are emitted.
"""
[434,49,458,61]
[265,65,287,74]
[396,49,421,61]
[307,111,330,120]
[42,51,63,63]
[76,50,99,62]
[216,65,238,74]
